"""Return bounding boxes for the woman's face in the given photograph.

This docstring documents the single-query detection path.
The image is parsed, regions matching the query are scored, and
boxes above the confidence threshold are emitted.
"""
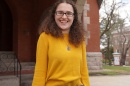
[55,3,74,33]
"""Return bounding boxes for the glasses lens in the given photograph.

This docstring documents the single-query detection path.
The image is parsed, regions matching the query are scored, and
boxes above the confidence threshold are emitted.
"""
[66,11,73,17]
[56,11,63,16]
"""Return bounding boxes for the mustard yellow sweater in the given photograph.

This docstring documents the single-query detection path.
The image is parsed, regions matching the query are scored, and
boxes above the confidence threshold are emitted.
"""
[32,32,90,86]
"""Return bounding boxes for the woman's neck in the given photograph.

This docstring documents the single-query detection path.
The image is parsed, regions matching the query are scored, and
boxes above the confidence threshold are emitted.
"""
[62,30,69,34]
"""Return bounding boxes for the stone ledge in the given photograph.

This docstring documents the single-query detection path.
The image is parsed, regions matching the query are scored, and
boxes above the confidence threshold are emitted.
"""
[0,76,19,86]
[87,52,102,70]
[87,52,102,57]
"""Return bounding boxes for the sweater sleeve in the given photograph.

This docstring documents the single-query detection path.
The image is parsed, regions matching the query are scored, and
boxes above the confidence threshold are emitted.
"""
[32,33,48,86]
[81,42,90,86]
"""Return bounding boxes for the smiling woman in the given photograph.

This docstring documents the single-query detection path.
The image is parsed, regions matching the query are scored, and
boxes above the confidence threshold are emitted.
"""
[32,0,90,86]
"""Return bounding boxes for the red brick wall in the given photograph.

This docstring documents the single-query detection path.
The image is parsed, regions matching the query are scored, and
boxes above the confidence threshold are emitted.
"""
[87,0,100,52]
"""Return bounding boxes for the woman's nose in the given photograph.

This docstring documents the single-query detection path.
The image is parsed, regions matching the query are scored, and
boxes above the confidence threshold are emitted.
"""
[61,14,67,18]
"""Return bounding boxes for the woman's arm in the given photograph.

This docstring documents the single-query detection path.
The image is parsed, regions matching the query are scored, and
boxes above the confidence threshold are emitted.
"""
[32,33,48,86]
[81,42,90,86]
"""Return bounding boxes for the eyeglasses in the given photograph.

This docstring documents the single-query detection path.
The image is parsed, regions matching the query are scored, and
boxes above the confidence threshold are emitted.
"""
[55,11,74,17]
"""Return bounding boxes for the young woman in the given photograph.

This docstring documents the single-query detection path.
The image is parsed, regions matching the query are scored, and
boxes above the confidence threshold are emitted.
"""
[32,0,90,86]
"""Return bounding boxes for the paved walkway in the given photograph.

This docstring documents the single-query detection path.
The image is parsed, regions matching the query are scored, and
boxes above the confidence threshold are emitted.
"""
[89,75,130,86]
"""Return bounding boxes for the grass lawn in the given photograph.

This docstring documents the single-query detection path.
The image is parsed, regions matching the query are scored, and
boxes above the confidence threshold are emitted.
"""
[89,65,130,76]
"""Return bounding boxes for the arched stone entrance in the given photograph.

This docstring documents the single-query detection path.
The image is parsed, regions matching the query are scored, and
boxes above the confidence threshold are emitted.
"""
[0,0,13,51]
[1,0,57,61]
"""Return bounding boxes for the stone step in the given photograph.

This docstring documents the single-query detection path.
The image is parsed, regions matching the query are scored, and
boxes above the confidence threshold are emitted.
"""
[0,75,19,86]
[21,62,35,75]
[20,63,35,86]
[0,62,35,86]
[0,74,34,86]
[21,80,32,86]
[21,62,35,66]
[21,74,33,86]
[21,62,35,70]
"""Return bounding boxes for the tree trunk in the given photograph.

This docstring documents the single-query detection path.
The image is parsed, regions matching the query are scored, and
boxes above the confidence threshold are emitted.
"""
[107,37,112,66]
[120,54,126,65]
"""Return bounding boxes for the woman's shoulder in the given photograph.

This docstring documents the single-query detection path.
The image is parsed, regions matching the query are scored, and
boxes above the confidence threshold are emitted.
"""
[39,32,59,42]
[40,32,50,38]
[38,32,51,41]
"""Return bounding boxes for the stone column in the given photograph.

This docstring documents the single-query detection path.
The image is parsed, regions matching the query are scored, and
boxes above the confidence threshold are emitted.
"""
[76,0,102,70]
[87,52,102,70]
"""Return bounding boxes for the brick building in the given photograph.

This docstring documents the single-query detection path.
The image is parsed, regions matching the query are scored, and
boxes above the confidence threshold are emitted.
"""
[0,0,102,70]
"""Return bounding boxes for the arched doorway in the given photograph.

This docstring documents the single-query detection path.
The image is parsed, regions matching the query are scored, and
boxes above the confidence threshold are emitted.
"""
[0,0,13,51]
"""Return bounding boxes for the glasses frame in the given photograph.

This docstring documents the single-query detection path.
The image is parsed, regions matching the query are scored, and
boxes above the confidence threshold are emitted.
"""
[55,11,74,17]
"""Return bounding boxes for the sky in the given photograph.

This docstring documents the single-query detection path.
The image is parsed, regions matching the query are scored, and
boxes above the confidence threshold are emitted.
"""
[116,0,130,25]
[118,0,130,18]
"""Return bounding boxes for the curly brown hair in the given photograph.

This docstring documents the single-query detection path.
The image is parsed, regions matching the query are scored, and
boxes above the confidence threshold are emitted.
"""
[38,0,85,47]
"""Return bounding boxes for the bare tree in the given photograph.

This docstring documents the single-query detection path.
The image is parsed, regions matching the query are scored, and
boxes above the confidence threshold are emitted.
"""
[114,25,130,65]
[100,0,125,39]
[111,8,130,65]
[100,0,130,65]
[100,0,122,65]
